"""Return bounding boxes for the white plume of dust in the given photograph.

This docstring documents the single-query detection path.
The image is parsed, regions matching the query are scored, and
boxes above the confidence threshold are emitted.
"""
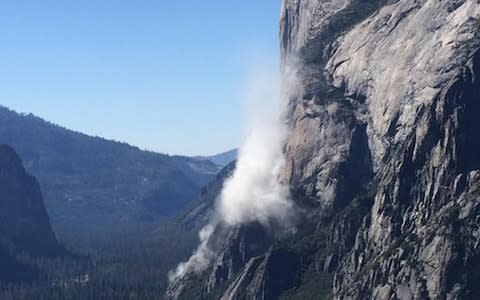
[168,224,215,282]
[219,65,294,226]
[169,62,298,283]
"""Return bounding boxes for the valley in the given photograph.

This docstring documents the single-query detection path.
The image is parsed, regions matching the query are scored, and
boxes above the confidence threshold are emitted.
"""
[1,0,479,299]
[0,109,236,299]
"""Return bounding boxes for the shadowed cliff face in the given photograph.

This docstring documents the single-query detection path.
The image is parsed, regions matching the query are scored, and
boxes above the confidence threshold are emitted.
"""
[167,1,480,299]
[0,145,63,257]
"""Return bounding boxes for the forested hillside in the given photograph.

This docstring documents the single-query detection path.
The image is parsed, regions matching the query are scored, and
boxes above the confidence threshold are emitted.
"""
[0,106,219,239]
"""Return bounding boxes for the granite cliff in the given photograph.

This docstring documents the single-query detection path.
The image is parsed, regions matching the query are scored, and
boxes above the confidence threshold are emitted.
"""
[168,0,480,299]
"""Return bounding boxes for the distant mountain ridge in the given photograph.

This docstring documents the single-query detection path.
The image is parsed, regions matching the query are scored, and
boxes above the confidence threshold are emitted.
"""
[0,105,220,239]
[194,149,237,167]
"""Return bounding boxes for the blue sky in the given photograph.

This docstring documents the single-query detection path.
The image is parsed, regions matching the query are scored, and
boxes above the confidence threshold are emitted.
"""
[0,1,281,155]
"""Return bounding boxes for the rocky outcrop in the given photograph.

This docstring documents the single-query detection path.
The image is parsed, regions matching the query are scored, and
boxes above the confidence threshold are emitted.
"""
[0,144,63,257]
[283,0,480,298]
[167,0,480,299]
[333,37,480,300]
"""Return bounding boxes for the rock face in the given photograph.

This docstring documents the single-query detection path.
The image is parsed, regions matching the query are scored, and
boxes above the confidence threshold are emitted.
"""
[0,144,63,257]
[0,145,64,284]
[168,0,480,299]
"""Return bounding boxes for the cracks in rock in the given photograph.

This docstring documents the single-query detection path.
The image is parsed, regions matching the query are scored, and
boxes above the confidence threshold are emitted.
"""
[386,3,421,36]
[300,0,391,64]
[330,58,350,75]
